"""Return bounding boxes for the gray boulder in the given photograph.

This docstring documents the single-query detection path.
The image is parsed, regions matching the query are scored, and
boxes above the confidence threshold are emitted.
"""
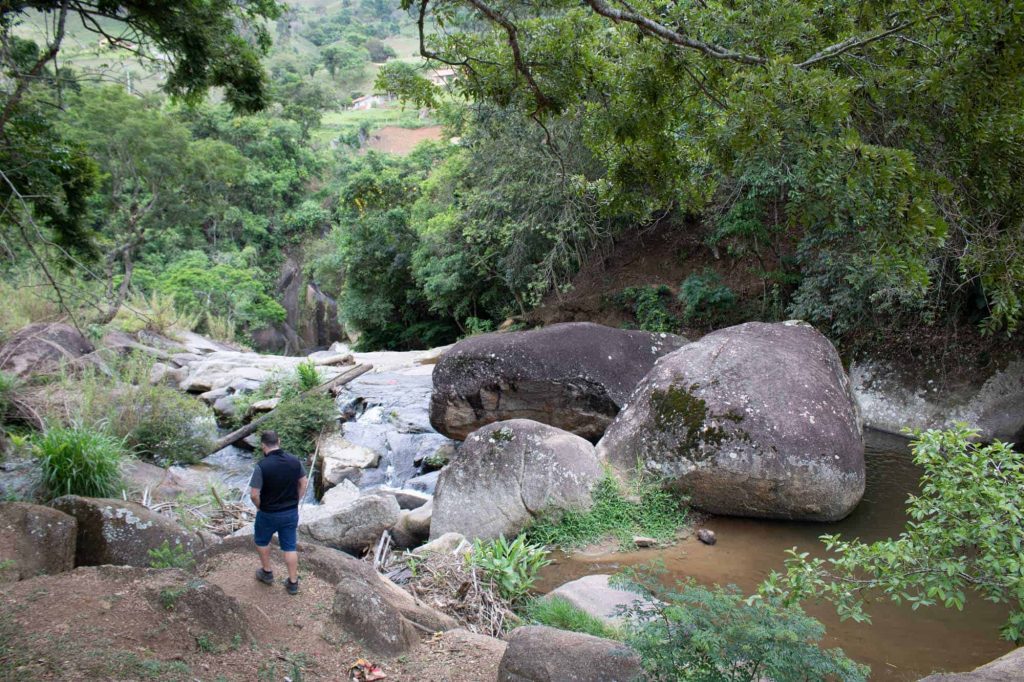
[498,625,642,682]
[50,496,204,567]
[920,648,1023,681]
[0,502,76,581]
[0,323,96,378]
[430,322,687,441]
[299,492,400,554]
[598,321,865,521]
[431,420,602,541]
[544,574,652,626]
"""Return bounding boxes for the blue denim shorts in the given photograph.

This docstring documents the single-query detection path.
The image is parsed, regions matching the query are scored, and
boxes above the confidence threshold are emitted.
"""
[253,508,299,552]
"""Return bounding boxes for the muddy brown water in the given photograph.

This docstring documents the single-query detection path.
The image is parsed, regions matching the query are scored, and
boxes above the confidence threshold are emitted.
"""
[535,430,1014,680]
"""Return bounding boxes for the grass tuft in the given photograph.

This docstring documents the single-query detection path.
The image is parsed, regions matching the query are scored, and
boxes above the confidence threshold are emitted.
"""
[525,471,687,550]
[522,596,621,639]
[34,424,126,498]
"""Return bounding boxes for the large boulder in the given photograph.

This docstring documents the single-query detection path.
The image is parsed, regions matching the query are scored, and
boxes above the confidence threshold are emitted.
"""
[299,492,401,554]
[598,321,865,521]
[919,648,1024,681]
[498,625,642,682]
[431,419,602,541]
[50,496,204,567]
[0,322,96,377]
[0,502,76,581]
[429,322,687,441]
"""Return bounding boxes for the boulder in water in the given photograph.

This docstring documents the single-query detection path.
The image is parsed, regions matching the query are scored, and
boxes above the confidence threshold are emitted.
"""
[431,419,602,541]
[429,322,687,441]
[598,321,865,521]
[543,574,654,626]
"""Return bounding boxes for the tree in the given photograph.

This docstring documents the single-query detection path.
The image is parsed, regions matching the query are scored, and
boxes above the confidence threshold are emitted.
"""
[762,426,1024,644]
[382,0,1024,337]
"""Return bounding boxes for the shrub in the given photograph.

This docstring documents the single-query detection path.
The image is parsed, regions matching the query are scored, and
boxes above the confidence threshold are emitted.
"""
[295,360,321,392]
[471,535,551,603]
[617,285,678,333]
[148,540,195,570]
[678,270,737,324]
[766,425,1024,643]
[114,292,200,336]
[260,393,336,459]
[35,425,126,498]
[617,569,869,681]
[522,596,620,639]
[203,312,236,344]
[525,471,687,550]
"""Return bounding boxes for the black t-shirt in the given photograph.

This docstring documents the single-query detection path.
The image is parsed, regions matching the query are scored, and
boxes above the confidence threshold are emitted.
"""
[249,450,306,512]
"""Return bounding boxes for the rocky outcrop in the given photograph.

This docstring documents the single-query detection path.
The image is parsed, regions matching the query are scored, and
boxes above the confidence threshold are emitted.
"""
[177,350,351,394]
[0,502,76,581]
[318,432,381,491]
[429,322,687,441]
[498,625,643,682]
[50,496,205,567]
[299,492,400,554]
[543,574,652,626]
[919,647,1024,681]
[852,360,1024,446]
[598,321,865,521]
[0,322,96,377]
[431,420,602,541]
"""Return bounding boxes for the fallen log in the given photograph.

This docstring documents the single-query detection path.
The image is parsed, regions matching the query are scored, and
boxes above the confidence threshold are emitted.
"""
[209,362,372,453]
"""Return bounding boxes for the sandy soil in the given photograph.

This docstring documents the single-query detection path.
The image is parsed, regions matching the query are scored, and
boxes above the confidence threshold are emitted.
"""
[364,126,444,155]
[0,545,506,681]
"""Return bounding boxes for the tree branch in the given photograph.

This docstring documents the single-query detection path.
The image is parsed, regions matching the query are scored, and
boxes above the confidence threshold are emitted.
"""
[794,15,940,68]
[0,1,69,136]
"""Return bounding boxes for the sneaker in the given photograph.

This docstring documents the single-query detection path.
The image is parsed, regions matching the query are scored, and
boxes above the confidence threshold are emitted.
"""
[285,578,299,595]
[255,568,274,585]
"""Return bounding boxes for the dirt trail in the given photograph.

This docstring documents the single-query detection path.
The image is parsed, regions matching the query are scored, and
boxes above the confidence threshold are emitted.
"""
[0,545,506,681]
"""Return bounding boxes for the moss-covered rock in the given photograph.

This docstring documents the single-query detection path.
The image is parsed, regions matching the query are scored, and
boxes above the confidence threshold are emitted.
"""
[597,321,865,521]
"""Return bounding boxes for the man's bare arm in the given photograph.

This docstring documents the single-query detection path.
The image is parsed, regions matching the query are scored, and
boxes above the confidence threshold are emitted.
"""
[297,476,308,502]
[250,487,261,508]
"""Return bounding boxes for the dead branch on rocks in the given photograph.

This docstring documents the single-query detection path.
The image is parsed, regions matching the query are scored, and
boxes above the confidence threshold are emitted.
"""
[146,485,253,536]
[384,551,519,637]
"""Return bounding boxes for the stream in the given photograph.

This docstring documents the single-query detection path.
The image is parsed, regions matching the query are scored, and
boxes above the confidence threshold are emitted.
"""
[535,429,1013,680]
[183,354,1012,680]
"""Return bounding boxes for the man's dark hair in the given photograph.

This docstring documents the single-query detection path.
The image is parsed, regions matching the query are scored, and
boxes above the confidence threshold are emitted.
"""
[261,431,280,447]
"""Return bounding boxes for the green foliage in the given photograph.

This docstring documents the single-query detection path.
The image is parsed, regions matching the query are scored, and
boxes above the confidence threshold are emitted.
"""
[764,425,1024,644]
[34,425,126,498]
[617,285,678,333]
[76,360,215,466]
[0,372,17,424]
[617,569,869,682]
[148,541,196,571]
[522,596,620,640]
[526,472,687,550]
[295,361,321,392]
[678,271,737,325]
[260,394,336,459]
[471,535,551,603]
[114,292,200,336]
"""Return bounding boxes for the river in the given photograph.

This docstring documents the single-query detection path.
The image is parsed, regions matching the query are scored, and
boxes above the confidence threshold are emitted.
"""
[534,429,1014,680]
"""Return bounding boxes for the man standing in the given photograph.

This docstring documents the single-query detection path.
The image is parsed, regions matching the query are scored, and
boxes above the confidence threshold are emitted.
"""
[249,431,307,595]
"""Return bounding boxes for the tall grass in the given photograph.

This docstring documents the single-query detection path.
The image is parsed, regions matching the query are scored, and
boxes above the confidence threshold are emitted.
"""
[114,292,199,336]
[525,471,688,550]
[35,425,126,498]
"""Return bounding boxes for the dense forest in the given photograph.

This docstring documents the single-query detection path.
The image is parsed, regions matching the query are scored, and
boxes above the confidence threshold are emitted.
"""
[0,0,1020,361]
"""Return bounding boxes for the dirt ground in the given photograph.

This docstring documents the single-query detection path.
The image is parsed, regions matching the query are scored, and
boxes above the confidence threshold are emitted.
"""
[0,545,506,681]
[364,126,444,155]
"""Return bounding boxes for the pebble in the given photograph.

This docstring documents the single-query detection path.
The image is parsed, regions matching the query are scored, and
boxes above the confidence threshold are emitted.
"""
[697,529,717,546]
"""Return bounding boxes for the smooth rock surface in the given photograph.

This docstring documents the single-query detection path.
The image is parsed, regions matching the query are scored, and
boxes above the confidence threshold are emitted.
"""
[299,492,400,554]
[0,322,96,377]
[430,322,687,441]
[544,574,651,626]
[598,321,865,521]
[0,502,77,581]
[498,625,642,682]
[431,420,602,541]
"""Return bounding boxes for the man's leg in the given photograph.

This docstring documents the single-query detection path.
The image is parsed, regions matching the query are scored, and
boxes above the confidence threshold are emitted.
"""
[284,551,299,583]
[253,511,275,583]
[256,544,273,573]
